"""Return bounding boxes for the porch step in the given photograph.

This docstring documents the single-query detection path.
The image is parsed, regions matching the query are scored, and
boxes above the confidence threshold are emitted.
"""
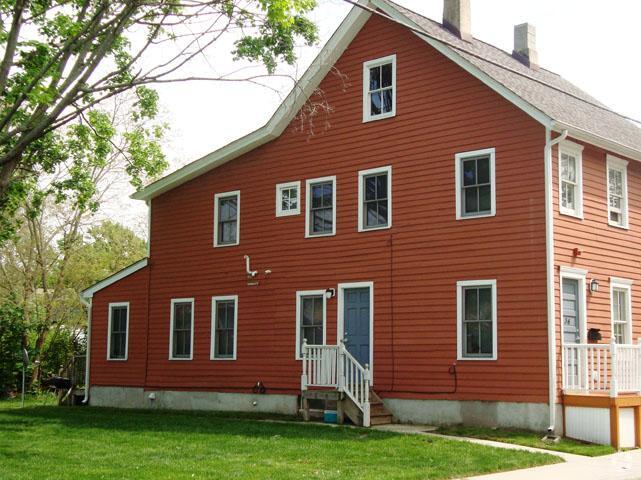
[370,413,394,426]
[368,389,394,426]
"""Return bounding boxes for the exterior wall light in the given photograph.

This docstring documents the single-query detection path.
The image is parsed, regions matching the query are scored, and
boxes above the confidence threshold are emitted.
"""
[325,288,336,299]
[590,279,599,293]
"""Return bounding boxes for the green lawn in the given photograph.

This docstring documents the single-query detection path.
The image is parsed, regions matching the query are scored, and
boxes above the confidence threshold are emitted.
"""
[436,425,616,457]
[0,401,561,480]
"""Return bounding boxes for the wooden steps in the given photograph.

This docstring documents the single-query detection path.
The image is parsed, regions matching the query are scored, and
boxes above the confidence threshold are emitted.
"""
[301,388,393,427]
[368,389,393,426]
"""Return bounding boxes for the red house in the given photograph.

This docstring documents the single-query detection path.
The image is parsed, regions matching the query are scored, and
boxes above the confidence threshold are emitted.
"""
[82,0,641,448]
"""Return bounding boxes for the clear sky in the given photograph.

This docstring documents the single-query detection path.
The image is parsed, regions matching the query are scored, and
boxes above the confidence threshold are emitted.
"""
[105,0,641,234]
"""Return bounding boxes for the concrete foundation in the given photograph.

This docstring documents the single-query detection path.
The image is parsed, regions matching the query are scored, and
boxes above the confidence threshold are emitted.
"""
[90,386,564,433]
[382,398,564,433]
[89,386,298,415]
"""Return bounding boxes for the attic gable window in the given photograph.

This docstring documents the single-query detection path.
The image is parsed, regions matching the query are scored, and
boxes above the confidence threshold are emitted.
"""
[214,190,240,247]
[363,55,396,122]
[558,141,584,218]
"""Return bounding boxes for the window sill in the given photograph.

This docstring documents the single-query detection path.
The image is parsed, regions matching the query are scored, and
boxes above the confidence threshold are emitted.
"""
[559,209,583,220]
[305,232,336,239]
[457,355,498,361]
[456,212,496,221]
[276,211,300,218]
[213,242,240,248]
[210,357,237,361]
[608,221,629,230]
[363,111,396,123]
[359,224,391,232]
[169,357,193,361]
[106,358,128,362]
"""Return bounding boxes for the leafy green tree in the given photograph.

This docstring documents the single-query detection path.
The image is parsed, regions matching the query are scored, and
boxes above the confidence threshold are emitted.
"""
[65,220,147,293]
[0,0,318,242]
[0,295,27,396]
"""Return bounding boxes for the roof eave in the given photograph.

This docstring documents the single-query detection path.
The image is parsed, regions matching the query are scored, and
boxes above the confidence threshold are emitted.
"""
[552,121,641,162]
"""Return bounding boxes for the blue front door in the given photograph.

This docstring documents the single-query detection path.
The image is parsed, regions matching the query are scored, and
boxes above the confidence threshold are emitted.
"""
[343,287,371,366]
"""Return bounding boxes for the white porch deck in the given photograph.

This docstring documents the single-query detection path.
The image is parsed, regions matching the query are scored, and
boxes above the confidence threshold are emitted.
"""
[562,340,641,396]
[562,340,641,449]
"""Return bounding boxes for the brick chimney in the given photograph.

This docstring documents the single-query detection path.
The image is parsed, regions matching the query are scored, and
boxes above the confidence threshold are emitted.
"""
[513,23,539,69]
[443,0,471,42]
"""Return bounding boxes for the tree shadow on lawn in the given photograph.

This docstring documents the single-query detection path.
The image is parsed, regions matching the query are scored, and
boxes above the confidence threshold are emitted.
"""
[1,406,395,442]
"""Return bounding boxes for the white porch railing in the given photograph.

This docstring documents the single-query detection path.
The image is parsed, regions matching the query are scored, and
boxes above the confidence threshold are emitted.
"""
[562,339,641,396]
[300,340,371,427]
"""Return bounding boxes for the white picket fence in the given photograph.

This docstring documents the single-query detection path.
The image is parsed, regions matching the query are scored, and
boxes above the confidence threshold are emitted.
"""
[301,340,371,426]
[562,340,641,396]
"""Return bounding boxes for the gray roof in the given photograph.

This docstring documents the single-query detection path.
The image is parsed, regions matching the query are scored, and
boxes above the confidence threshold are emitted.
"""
[382,0,641,153]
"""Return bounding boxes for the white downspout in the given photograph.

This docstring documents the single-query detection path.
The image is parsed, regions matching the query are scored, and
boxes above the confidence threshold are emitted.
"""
[79,295,92,404]
[544,127,568,434]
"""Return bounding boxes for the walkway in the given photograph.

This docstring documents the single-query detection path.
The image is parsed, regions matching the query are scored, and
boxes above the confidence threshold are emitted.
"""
[373,424,641,480]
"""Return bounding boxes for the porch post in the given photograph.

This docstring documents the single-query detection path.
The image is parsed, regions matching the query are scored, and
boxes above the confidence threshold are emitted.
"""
[301,339,308,391]
[610,338,618,398]
[637,338,641,396]
[337,340,346,392]
[363,363,371,428]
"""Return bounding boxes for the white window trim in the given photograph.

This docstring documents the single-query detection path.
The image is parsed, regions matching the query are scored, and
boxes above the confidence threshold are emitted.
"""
[337,281,375,383]
[362,54,397,123]
[606,155,629,229]
[610,277,633,344]
[358,166,392,232]
[275,181,301,217]
[295,290,327,360]
[456,279,498,361]
[455,148,496,220]
[169,298,195,361]
[107,302,129,361]
[211,295,238,361]
[305,175,337,238]
[559,266,588,345]
[213,190,240,247]
[558,140,584,219]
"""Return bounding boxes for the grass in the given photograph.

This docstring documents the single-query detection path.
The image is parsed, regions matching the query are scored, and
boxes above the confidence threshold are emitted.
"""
[436,424,616,457]
[0,401,561,480]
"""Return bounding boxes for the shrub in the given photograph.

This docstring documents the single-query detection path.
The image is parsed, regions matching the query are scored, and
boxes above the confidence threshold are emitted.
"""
[0,297,27,397]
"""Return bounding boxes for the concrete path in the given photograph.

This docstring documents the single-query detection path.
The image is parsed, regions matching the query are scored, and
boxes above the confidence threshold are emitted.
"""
[373,424,641,480]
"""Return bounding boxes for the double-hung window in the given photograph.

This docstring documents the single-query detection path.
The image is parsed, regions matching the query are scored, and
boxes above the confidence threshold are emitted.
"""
[211,296,237,360]
[306,176,336,237]
[107,302,129,360]
[363,55,396,122]
[455,148,496,219]
[611,278,632,344]
[358,166,392,231]
[214,191,240,247]
[295,290,326,359]
[170,298,194,360]
[559,141,584,218]
[457,280,497,360]
[276,181,300,217]
[607,155,629,228]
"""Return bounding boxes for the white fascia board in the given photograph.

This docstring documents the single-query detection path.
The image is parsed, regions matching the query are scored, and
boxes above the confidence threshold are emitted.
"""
[81,258,148,299]
[369,0,553,130]
[552,122,641,163]
[131,3,372,202]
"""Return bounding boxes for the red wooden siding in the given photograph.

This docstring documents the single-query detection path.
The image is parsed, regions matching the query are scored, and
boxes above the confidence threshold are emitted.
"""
[91,14,549,403]
[90,266,149,386]
[553,140,641,393]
